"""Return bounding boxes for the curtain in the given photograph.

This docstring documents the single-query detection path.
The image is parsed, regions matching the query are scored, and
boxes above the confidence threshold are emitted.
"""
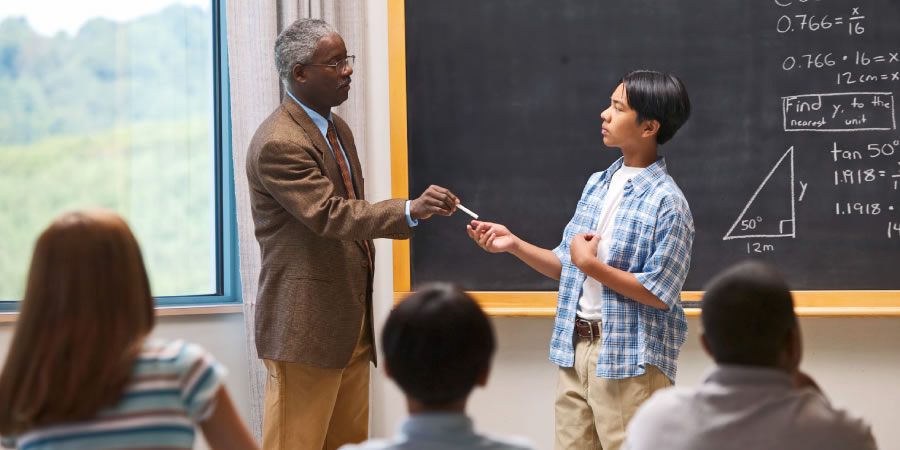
[226,0,371,439]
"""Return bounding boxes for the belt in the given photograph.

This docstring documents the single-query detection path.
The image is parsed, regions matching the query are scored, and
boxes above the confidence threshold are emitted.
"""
[574,317,601,339]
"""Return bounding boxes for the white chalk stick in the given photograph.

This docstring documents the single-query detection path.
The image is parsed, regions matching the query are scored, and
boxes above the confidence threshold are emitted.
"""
[456,203,479,219]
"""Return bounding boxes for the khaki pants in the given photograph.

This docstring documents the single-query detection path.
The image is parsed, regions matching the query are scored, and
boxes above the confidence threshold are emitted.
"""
[554,332,672,450]
[262,315,371,450]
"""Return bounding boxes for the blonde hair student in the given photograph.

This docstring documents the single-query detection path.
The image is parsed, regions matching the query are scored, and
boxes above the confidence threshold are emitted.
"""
[0,209,257,450]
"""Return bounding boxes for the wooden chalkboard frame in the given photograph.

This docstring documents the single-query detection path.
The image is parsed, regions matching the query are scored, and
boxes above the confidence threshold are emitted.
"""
[387,0,900,317]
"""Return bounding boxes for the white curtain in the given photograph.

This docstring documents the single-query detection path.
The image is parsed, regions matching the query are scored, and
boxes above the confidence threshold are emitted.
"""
[226,0,371,439]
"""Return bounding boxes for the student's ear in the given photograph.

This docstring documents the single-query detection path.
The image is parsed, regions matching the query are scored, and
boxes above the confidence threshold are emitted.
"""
[641,119,660,139]
[787,325,803,370]
[475,365,491,388]
[776,325,803,372]
[700,331,715,360]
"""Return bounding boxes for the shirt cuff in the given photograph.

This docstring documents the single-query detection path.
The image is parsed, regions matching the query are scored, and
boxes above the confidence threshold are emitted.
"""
[405,200,419,227]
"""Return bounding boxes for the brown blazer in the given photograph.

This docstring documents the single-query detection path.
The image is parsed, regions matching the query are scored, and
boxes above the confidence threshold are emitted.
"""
[246,96,413,369]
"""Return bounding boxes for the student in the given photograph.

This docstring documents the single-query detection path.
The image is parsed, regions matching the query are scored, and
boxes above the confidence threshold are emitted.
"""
[623,260,877,450]
[341,283,533,450]
[0,210,258,450]
[468,70,694,450]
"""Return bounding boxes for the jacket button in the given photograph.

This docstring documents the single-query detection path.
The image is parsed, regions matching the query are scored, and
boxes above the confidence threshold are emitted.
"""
[359,294,366,301]
[361,260,369,268]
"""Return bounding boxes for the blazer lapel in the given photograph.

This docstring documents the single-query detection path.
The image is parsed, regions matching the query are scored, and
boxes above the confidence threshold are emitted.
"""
[282,96,330,157]
[284,97,371,258]
[282,96,351,197]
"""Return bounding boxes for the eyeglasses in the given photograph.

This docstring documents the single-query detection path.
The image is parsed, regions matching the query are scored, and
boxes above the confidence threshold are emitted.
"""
[303,55,355,73]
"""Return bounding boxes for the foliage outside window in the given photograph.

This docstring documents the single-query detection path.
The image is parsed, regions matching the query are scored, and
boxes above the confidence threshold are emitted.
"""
[0,1,225,301]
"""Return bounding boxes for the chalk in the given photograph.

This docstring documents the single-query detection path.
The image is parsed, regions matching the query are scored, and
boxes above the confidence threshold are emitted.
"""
[456,203,479,219]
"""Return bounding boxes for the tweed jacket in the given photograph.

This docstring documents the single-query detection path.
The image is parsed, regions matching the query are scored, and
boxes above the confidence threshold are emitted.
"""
[246,96,413,369]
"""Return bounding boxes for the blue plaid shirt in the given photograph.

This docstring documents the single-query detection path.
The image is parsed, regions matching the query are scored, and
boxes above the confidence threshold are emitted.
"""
[550,157,694,381]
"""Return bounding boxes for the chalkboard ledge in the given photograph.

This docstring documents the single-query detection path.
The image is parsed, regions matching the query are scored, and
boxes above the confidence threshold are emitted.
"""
[393,291,900,317]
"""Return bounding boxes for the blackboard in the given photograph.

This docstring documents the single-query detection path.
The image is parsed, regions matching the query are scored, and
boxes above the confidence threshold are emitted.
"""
[390,0,900,308]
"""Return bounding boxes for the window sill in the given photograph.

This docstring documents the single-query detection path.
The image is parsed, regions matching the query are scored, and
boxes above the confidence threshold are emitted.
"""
[0,304,243,323]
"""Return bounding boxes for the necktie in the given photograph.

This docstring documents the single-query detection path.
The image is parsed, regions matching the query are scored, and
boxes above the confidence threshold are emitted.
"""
[327,120,373,273]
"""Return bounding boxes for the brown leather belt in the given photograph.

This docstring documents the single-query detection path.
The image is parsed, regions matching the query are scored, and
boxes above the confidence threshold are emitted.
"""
[574,317,601,339]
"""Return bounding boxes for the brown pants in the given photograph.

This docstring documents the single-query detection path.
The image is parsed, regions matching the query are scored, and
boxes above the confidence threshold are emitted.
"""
[262,317,371,450]
[554,333,672,450]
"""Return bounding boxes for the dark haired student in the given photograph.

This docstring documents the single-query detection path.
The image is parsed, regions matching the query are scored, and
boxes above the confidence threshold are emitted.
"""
[340,284,533,450]
[468,70,695,450]
[624,261,877,450]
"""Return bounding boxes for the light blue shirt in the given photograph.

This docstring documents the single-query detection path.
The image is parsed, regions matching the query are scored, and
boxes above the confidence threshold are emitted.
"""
[339,412,534,450]
[550,157,694,381]
[286,91,417,227]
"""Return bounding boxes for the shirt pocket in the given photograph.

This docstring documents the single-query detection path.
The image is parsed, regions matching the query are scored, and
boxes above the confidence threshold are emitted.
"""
[571,199,598,232]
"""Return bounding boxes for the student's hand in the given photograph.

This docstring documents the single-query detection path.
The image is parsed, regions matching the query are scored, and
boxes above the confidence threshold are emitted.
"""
[410,185,458,220]
[569,233,600,270]
[467,220,517,253]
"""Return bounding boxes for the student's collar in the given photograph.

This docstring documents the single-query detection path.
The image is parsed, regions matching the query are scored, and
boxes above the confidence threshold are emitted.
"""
[400,412,473,436]
[704,364,795,389]
[602,156,668,195]
[628,156,667,195]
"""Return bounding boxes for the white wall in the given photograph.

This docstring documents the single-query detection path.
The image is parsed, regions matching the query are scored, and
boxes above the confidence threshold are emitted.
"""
[3,313,899,449]
[373,317,900,449]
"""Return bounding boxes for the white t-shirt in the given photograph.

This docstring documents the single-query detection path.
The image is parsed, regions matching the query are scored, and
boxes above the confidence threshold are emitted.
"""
[577,165,644,321]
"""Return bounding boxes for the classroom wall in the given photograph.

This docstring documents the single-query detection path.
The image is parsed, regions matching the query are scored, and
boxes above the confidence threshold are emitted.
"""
[371,316,900,449]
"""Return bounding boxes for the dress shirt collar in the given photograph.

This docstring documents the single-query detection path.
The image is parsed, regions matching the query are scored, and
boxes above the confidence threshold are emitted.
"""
[285,90,332,138]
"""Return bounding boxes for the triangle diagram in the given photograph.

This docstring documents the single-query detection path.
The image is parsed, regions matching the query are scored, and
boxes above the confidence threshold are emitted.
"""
[723,147,796,240]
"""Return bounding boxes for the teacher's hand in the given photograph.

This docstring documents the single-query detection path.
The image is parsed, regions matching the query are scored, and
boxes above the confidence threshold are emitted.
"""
[410,185,458,220]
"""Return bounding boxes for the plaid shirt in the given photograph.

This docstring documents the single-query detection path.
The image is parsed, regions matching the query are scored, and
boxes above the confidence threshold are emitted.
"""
[550,157,694,381]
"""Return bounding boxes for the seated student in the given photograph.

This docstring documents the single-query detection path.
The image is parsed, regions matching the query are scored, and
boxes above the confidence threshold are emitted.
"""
[623,260,877,450]
[341,283,533,450]
[0,210,258,450]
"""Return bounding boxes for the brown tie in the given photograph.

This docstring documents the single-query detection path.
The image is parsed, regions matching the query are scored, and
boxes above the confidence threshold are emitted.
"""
[327,120,373,273]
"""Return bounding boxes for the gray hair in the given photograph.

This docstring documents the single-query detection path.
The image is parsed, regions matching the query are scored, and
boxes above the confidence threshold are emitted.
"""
[274,19,337,87]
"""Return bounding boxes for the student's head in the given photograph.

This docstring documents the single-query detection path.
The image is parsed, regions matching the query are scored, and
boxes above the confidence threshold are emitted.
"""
[0,209,155,434]
[600,70,691,148]
[700,260,800,371]
[382,283,495,409]
[275,18,352,111]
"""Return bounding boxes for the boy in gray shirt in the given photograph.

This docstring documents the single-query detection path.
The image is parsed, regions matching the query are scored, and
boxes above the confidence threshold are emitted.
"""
[624,261,877,450]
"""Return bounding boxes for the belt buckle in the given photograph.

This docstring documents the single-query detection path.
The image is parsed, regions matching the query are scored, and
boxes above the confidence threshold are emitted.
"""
[576,318,594,339]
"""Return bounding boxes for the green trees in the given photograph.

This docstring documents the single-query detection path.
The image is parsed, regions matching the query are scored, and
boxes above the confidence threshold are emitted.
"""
[0,5,216,300]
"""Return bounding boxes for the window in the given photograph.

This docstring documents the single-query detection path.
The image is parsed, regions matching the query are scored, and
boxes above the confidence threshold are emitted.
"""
[0,0,238,306]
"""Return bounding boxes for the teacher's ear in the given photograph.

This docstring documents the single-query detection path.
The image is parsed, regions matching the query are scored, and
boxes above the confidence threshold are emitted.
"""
[292,63,308,84]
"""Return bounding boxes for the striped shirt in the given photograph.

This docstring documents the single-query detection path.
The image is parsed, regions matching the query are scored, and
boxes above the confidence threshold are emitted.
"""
[4,339,226,450]
[550,157,694,381]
